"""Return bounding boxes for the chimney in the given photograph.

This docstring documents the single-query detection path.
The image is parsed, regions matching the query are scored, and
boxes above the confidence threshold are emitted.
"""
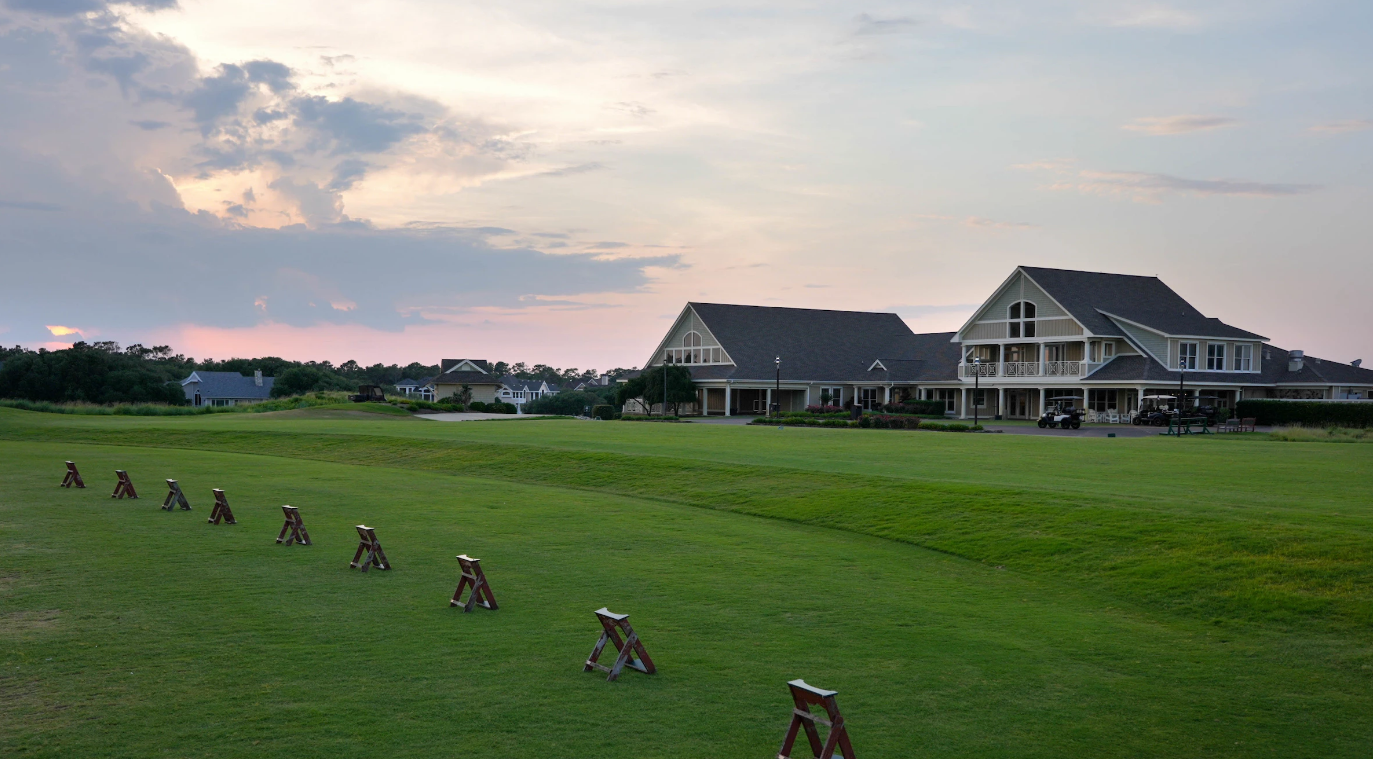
[1353,359,1363,369]
[1288,350,1304,373]
[254,369,263,387]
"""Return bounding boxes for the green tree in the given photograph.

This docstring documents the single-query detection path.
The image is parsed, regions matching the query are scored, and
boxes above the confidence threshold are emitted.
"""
[615,375,648,413]
[641,365,697,416]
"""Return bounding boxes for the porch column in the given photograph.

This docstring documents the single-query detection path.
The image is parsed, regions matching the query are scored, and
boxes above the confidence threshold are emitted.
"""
[960,387,969,419]
[724,384,731,417]
[805,385,811,408]
[885,386,891,405]
[766,387,772,414]
[998,387,1005,418]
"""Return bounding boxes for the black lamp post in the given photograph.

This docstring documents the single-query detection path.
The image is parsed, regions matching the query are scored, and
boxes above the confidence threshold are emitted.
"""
[973,356,980,427]
[663,355,669,417]
[1178,356,1186,417]
[774,356,781,417]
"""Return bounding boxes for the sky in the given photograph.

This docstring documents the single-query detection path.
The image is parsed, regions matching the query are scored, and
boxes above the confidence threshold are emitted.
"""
[1,0,1370,371]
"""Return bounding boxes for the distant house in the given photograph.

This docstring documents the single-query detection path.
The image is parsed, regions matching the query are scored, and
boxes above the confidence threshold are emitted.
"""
[498,377,560,404]
[569,374,615,391]
[394,378,434,401]
[180,370,274,407]
[431,359,506,403]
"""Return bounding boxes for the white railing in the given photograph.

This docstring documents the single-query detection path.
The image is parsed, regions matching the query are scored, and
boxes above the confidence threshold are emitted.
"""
[1045,361,1082,376]
[963,363,998,377]
[1003,361,1040,377]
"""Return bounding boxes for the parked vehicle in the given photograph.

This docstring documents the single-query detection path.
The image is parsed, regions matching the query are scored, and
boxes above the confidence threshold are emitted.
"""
[349,384,386,403]
[1037,397,1084,429]
[1133,394,1177,426]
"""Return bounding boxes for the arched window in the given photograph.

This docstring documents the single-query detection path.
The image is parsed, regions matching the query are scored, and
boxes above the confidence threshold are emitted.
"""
[664,330,724,365]
[1008,301,1037,338]
[683,331,702,347]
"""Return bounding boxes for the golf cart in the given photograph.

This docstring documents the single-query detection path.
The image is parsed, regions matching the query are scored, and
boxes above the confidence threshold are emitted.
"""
[1037,396,1084,429]
[1133,395,1177,426]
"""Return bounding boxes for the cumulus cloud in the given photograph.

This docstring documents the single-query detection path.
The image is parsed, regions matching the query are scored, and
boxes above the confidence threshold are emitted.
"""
[1122,115,1237,135]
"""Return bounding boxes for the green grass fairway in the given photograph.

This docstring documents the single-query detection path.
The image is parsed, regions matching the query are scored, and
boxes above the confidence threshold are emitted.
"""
[2,408,1371,757]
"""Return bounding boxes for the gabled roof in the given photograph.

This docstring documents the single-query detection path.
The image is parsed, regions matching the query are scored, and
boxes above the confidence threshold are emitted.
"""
[1020,266,1266,340]
[1260,346,1373,385]
[440,358,491,374]
[685,303,944,382]
[180,371,274,400]
[500,377,560,392]
[433,371,501,385]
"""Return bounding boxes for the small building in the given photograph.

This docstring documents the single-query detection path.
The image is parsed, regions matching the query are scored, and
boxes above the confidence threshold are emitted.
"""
[179,370,274,407]
[394,378,435,401]
[498,377,560,404]
[431,359,506,403]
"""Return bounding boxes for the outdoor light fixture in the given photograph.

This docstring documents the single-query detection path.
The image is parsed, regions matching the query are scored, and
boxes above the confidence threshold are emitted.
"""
[774,356,781,417]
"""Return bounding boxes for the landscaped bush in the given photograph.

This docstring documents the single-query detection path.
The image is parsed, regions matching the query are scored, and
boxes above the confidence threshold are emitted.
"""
[591,404,614,420]
[750,414,981,432]
[396,398,465,413]
[805,404,845,414]
[488,402,517,414]
[1235,400,1373,427]
[0,392,361,416]
[524,390,604,417]
[883,400,947,415]
[468,401,488,412]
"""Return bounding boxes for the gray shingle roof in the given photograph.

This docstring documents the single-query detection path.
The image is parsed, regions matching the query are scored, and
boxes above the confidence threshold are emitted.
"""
[1083,347,1373,386]
[181,371,274,400]
[1020,267,1266,340]
[686,303,950,383]
[433,371,501,385]
[439,358,491,374]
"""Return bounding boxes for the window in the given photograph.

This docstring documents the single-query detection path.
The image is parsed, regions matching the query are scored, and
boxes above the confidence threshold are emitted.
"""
[930,388,958,413]
[1104,342,1115,358]
[818,387,843,406]
[1007,301,1037,339]
[859,387,879,410]
[1233,344,1253,372]
[1177,342,1198,370]
[1207,343,1226,371]
[664,332,723,365]
[1088,389,1119,412]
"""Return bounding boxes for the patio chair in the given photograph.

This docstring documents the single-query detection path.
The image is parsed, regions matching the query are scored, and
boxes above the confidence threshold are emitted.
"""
[1241,417,1257,432]
[1106,409,1120,424]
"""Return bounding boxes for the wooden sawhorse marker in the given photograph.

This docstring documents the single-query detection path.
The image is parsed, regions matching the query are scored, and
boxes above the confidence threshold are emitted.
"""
[584,608,656,682]
[275,506,311,546]
[450,554,498,612]
[208,489,236,525]
[161,479,191,511]
[61,461,85,489]
[349,525,390,571]
[777,680,855,759]
[111,470,139,499]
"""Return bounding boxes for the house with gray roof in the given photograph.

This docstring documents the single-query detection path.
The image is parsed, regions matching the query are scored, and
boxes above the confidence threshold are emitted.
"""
[431,359,506,404]
[497,377,559,404]
[179,370,274,407]
[635,266,1373,417]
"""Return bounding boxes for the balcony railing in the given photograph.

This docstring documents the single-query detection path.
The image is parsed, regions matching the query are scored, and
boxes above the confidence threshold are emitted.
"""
[1003,361,1039,377]
[1045,360,1082,376]
[959,361,1097,379]
[963,363,999,377]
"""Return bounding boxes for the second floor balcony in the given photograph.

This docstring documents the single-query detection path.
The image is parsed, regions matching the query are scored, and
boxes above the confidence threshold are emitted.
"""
[962,360,1095,379]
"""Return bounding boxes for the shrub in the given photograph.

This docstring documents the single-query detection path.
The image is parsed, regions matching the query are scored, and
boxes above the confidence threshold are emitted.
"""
[525,390,604,417]
[489,402,517,414]
[1269,424,1373,443]
[468,401,488,412]
[883,400,946,415]
[591,404,614,420]
[805,405,845,414]
[1235,400,1373,428]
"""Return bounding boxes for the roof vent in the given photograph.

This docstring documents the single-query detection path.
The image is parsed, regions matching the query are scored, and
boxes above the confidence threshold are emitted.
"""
[1353,359,1363,369]
[1288,350,1304,373]
[254,369,263,387]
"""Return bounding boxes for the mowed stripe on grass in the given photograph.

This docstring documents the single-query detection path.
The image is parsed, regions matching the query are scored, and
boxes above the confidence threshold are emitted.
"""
[2,441,1371,758]
[2,416,1370,636]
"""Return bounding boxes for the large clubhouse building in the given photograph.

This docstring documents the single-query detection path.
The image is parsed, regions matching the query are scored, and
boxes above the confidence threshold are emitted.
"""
[641,266,1373,418]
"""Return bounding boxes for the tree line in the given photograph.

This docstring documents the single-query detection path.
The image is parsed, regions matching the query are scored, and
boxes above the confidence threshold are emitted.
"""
[0,341,637,405]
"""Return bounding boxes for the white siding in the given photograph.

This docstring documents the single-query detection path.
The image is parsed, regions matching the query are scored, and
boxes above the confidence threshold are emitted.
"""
[1115,321,1169,363]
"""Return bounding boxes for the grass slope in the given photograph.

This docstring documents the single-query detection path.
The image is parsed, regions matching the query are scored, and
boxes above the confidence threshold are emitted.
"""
[1,408,1371,757]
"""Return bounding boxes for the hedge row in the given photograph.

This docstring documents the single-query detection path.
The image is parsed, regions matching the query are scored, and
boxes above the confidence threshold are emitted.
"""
[749,415,982,432]
[1235,400,1373,427]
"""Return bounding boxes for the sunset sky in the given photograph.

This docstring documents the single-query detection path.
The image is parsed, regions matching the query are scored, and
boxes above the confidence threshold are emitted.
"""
[2,0,1370,371]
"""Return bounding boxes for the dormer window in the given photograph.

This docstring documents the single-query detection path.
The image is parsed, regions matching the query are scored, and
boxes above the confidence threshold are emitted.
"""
[1008,301,1037,338]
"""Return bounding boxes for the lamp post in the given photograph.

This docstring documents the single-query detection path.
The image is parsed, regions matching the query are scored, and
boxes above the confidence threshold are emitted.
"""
[1178,356,1186,418]
[774,356,781,417]
[973,356,981,427]
[663,355,669,417]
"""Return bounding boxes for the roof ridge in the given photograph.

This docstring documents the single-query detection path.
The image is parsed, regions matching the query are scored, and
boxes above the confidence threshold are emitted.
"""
[1020,265,1158,279]
[689,302,900,317]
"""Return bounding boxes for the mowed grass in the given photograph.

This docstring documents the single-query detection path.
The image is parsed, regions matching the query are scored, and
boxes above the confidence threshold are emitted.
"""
[1,408,1371,757]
